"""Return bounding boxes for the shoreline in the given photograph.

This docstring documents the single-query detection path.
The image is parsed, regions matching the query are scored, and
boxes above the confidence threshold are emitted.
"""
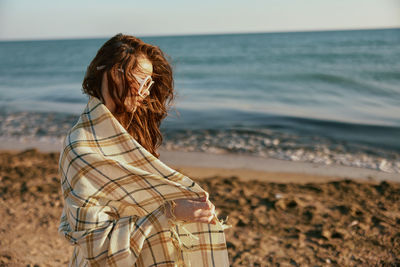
[161,150,399,183]
[0,137,398,183]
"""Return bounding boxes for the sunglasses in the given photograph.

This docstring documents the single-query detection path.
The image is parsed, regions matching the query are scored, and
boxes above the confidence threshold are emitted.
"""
[96,65,154,98]
[132,74,154,98]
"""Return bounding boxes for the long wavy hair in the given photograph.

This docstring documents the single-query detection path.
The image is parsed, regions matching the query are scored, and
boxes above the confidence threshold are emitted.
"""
[82,33,174,158]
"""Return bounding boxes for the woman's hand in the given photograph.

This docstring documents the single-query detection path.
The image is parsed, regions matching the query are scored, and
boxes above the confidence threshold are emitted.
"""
[166,196,216,224]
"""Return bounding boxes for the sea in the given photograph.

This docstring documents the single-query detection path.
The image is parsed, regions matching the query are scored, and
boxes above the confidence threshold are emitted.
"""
[0,28,399,173]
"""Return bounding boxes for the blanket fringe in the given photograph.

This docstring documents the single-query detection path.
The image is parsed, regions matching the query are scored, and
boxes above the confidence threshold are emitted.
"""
[162,200,231,267]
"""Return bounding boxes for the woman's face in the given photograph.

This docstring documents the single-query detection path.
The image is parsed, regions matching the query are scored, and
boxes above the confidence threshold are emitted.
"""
[101,56,153,113]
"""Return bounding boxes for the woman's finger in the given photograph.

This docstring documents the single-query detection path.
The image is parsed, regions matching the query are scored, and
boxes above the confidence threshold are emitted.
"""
[192,200,213,210]
[194,209,213,218]
[209,202,215,213]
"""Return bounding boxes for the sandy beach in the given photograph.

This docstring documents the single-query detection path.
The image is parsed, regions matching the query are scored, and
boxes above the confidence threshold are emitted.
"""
[0,146,399,266]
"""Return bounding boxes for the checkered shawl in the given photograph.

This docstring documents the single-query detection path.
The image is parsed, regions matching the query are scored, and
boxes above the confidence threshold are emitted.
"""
[58,96,230,267]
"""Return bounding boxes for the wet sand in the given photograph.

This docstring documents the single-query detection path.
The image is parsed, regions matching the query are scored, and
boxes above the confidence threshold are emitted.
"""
[0,149,399,266]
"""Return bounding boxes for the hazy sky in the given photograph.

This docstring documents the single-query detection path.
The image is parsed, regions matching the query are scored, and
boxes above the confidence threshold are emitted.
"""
[0,0,399,40]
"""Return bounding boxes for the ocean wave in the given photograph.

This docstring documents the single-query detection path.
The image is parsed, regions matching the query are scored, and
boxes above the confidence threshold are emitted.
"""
[1,110,399,174]
[162,128,400,174]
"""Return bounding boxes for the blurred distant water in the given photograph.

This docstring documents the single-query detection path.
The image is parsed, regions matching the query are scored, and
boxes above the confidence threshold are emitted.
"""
[0,28,399,173]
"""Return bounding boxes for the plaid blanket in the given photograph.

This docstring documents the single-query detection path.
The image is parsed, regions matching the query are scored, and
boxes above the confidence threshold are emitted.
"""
[58,96,230,266]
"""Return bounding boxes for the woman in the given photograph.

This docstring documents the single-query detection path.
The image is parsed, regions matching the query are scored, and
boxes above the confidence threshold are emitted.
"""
[58,34,230,266]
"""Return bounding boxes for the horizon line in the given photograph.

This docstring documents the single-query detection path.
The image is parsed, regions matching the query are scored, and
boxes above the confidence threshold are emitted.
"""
[0,26,399,42]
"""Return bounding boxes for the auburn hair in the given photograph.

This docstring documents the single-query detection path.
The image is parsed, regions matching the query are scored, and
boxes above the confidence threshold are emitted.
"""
[82,33,174,158]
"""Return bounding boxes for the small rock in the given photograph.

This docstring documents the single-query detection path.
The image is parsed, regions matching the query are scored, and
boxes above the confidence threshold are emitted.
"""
[238,197,247,206]
[250,197,260,207]
[0,254,11,263]
[349,220,359,227]
[275,199,286,210]
[322,230,331,239]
